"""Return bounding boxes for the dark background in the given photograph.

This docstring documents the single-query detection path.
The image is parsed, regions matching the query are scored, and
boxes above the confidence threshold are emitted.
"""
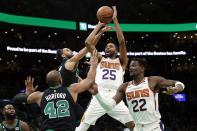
[0,0,197,130]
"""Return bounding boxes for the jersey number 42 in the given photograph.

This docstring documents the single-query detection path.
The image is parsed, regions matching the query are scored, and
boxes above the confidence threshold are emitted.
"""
[44,100,70,118]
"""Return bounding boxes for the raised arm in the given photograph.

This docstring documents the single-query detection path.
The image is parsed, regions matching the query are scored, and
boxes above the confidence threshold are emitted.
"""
[13,77,39,104]
[95,82,128,111]
[24,76,43,106]
[85,22,105,53]
[69,49,99,102]
[149,76,185,95]
[66,23,109,70]
[112,6,128,70]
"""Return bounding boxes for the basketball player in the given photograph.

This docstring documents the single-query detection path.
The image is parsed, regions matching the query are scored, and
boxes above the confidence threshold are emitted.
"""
[0,104,30,131]
[76,6,135,131]
[95,58,185,131]
[25,50,99,131]
[56,22,110,124]
[56,22,110,87]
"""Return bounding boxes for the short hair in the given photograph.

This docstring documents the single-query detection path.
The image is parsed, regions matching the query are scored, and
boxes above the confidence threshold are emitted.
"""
[56,49,63,62]
[46,70,61,87]
[106,40,119,52]
[130,58,147,68]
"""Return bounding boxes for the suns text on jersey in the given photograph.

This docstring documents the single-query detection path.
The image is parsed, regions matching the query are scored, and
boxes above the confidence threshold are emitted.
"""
[100,61,120,70]
[126,89,149,100]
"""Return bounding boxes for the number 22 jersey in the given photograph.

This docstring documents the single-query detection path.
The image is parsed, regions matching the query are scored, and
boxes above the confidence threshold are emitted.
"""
[125,77,161,125]
[95,57,124,91]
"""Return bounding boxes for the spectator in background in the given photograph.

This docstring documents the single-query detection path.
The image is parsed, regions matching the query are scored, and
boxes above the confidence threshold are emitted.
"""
[0,104,30,131]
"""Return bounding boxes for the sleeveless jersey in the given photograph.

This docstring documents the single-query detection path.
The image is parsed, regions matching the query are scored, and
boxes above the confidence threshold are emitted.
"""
[58,58,84,122]
[58,58,79,87]
[40,86,76,131]
[0,119,22,131]
[95,57,124,91]
[125,77,161,125]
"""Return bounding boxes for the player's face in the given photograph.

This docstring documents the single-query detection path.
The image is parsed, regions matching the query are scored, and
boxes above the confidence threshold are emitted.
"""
[129,61,144,76]
[105,43,117,57]
[3,105,16,120]
[62,48,73,58]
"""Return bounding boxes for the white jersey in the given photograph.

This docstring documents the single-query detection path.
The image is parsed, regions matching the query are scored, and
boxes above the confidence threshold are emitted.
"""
[126,77,161,125]
[95,57,124,91]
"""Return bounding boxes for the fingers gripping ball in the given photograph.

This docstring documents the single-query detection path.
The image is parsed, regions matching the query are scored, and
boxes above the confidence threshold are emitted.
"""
[97,6,113,24]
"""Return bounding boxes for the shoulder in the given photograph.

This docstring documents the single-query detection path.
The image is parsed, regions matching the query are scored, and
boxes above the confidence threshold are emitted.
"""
[30,91,43,97]
[27,91,43,105]
[20,120,30,130]
[148,76,166,82]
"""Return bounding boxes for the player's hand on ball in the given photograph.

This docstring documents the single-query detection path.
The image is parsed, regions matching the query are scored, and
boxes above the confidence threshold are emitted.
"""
[101,26,113,32]
[25,76,38,95]
[112,6,117,20]
[162,86,179,95]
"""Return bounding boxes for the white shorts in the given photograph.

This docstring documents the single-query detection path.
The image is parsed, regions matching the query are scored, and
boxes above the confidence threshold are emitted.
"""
[134,121,164,131]
[81,91,133,125]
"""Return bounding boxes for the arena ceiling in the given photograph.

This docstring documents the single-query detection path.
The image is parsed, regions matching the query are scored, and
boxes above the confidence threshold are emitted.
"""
[0,0,197,23]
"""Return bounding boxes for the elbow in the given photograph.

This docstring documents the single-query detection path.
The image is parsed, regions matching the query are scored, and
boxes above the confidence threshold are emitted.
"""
[85,41,90,47]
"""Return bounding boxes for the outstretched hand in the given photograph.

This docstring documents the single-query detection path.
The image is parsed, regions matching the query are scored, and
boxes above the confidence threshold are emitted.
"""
[162,86,179,95]
[112,6,117,20]
[25,76,38,95]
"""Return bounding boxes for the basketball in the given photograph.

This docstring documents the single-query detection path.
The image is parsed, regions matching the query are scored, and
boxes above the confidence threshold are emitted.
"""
[97,6,113,24]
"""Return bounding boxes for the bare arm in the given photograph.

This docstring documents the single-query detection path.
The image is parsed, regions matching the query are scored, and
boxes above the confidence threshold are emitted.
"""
[150,76,185,95]
[65,23,108,70]
[112,6,128,70]
[85,23,105,53]
[95,82,128,111]
[113,82,128,103]
[27,91,43,106]
[20,121,30,131]
[69,50,98,102]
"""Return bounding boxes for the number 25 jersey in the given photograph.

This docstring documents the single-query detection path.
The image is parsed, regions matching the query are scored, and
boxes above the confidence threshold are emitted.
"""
[125,77,161,125]
[95,57,124,91]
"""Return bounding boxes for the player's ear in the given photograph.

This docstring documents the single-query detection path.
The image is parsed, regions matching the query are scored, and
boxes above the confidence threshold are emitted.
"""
[61,54,65,58]
[59,78,63,85]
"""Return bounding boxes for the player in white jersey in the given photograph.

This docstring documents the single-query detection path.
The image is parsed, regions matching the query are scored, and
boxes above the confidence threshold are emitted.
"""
[76,6,134,131]
[94,58,185,131]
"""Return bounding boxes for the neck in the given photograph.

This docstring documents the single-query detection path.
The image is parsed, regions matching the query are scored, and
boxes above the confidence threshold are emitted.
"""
[50,85,61,89]
[133,74,145,85]
[5,119,16,125]
[106,55,116,59]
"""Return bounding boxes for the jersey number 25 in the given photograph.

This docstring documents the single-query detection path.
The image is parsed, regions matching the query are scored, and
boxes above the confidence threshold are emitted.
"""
[102,69,116,80]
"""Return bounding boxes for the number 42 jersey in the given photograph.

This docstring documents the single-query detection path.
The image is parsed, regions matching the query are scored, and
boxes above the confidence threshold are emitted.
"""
[40,86,76,131]
[95,57,124,91]
[125,77,161,125]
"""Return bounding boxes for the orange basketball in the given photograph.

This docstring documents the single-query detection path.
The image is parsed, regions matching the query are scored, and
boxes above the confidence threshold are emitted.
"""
[97,6,113,24]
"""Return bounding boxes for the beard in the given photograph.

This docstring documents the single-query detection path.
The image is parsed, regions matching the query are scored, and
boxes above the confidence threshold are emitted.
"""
[5,113,16,120]
[129,73,134,78]
[105,52,115,58]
